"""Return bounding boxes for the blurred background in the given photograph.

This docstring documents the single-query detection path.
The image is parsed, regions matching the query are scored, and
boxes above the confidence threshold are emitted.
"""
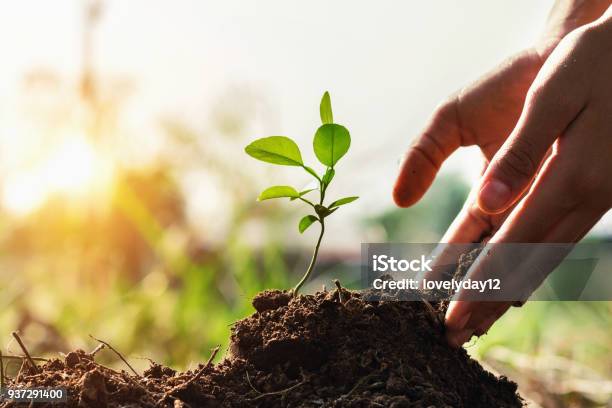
[0,1,609,407]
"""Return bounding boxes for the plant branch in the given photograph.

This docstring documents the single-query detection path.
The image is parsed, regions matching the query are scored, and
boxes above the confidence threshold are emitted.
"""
[12,332,38,374]
[298,197,316,209]
[293,219,325,296]
[0,349,5,391]
[159,345,220,405]
[89,343,106,358]
[246,369,306,401]
[319,176,327,205]
[177,345,219,388]
[89,335,140,377]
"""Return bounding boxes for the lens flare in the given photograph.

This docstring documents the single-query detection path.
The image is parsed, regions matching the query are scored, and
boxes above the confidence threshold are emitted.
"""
[2,134,115,215]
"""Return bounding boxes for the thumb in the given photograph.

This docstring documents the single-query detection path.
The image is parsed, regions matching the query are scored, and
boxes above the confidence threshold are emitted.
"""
[477,81,582,214]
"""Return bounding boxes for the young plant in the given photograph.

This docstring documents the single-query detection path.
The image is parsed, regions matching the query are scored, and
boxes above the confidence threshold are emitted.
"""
[245,91,358,296]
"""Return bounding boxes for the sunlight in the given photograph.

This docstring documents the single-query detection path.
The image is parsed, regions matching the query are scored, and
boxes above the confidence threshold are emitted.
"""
[46,136,97,194]
[2,134,115,216]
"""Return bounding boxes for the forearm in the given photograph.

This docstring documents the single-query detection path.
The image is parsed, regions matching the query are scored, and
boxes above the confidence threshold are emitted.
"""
[538,0,612,56]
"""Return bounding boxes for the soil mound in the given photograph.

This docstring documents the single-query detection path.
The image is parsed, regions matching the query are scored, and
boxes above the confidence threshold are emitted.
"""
[2,286,522,407]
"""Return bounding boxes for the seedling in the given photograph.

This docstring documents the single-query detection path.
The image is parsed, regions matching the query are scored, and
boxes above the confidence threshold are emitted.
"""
[245,91,358,296]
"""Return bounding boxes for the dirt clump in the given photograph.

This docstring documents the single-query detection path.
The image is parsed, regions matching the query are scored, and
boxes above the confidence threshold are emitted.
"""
[2,285,522,407]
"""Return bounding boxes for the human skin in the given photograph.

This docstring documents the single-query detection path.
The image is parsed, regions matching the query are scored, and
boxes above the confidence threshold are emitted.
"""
[393,0,612,347]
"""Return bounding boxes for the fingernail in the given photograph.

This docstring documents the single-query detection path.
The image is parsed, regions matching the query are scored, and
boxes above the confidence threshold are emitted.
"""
[447,328,474,348]
[478,179,511,213]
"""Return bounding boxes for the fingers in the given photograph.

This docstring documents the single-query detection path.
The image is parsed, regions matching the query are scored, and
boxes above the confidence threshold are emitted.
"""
[476,66,587,214]
[440,163,491,244]
[445,142,607,347]
[445,204,605,348]
[441,109,582,347]
[444,159,566,347]
[445,301,510,348]
[418,164,491,282]
[420,203,490,282]
[492,101,609,243]
[545,206,607,243]
[394,48,547,209]
[393,98,462,207]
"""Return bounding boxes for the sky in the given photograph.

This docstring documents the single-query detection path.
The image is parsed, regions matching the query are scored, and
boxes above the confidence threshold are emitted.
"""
[5,0,609,241]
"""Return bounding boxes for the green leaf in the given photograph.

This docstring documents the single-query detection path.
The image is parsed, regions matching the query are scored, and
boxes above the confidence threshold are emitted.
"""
[322,168,335,186]
[290,188,316,201]
[320,91,333,124]
[313,124,350,168]
[300,188,316,197]
[303,166,321,181]
[328,196,359,209]
[245,136,303,166]
[258,186,299,201]
[299,215,318,233]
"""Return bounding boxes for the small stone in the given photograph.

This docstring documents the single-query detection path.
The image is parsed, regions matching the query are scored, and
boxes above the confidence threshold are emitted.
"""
[252,290,291,313]
[65,351,80,368]
[78,369,108,407]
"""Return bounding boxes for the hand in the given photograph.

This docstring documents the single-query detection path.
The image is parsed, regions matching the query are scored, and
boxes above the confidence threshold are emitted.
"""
[445,8,612,347]
[393,0,612,348]
[394,0,611,245]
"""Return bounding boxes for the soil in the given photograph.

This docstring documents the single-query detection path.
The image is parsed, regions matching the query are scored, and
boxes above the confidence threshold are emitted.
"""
[1,281,522,407]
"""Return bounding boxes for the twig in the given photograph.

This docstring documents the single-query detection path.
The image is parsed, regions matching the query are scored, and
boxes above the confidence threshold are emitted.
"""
[181,345,220,387]
[246,370,306,401]
[159,345,220,405]
[334,280,344,303]
[245,370,259,394]
[11,332,38,374]
[339,372,377,399]
[88,343,106,358]
[82,353,164,406]
[1,349,5,390]
[89,335,139,377]
[135,356,157,366]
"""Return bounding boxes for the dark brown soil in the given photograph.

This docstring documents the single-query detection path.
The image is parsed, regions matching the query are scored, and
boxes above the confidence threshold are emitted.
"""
[1,284,522,408]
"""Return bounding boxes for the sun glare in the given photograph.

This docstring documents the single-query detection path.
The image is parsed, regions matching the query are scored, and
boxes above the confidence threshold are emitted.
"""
[2,134,115,216]
[46,136,97,193]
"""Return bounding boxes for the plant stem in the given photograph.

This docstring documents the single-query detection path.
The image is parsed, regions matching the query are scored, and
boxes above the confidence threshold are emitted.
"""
[293,166,331,296]
[319,176,327,205]
[12,332,38,374]
[293,219,325,296]
[0,349,4,391]
[298,197,316,209]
